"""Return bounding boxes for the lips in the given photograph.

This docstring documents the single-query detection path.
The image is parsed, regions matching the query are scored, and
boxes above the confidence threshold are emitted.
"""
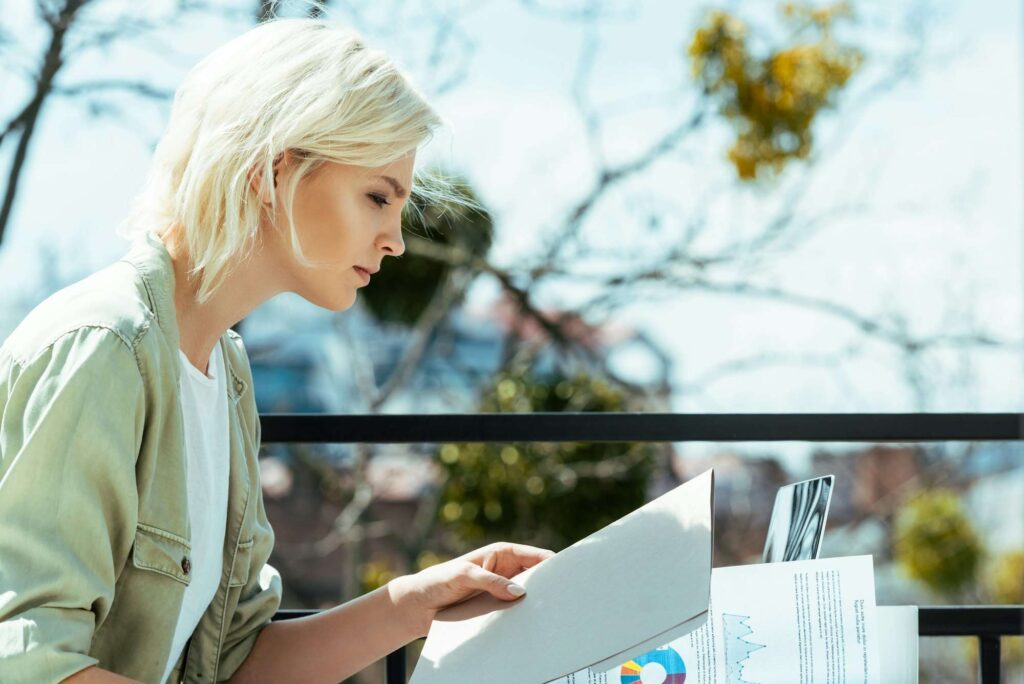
[353,266,371,285]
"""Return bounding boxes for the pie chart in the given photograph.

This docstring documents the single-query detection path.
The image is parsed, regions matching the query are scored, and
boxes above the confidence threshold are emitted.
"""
[619,646,686,684]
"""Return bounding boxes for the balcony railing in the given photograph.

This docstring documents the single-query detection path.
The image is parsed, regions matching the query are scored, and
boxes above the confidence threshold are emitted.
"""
[264,412,1024,684]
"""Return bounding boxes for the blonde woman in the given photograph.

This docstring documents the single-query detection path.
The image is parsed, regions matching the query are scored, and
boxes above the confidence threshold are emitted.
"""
[0,17,553,684]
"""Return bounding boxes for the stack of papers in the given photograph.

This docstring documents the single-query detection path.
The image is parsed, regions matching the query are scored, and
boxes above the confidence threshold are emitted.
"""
[410,469,715,683]
[410,468,916,683]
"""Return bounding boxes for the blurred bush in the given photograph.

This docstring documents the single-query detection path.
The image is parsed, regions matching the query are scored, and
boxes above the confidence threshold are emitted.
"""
[435,367,665,551]
[893,489,984,595]
[984,549,1024,604]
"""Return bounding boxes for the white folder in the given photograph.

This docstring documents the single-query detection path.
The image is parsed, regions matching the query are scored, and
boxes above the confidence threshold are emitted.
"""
[410,468,715,684]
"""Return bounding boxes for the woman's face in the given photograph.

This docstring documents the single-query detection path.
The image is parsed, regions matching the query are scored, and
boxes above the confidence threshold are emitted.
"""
[265,150,413,311]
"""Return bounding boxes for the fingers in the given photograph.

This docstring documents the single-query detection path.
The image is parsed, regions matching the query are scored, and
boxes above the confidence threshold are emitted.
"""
[482,549,498,573]
[461,562,528,601]
[504,542,557,564]
[463,542,556,576]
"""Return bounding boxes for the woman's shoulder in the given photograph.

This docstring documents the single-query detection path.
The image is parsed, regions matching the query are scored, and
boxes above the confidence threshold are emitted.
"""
[1,259,155,367]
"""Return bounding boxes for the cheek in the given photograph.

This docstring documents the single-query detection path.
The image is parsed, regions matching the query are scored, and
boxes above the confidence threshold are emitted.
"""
[312,202,371,264]
[302,209,341,258]
[290,184,345,258]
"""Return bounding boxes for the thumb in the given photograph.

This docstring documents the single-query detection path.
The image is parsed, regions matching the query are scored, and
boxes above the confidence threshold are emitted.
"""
[463,563,527,601]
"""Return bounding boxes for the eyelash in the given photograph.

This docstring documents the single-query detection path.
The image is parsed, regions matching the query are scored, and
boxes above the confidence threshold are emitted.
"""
[368,193,391,208]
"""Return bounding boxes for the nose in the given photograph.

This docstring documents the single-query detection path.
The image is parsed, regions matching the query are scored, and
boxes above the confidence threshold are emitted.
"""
[379,219,405,257]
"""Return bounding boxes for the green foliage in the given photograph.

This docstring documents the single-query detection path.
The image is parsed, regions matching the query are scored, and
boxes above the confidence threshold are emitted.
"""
[435,367,663,551]
[893,489,985,596]
[688,2,862,180]
[359,559,399,594]
[984,549,1024,604]
[359,551,452,593]
[360,173,493,325]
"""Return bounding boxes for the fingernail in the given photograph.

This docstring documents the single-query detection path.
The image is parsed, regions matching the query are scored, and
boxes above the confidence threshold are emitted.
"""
[507,583,526,597]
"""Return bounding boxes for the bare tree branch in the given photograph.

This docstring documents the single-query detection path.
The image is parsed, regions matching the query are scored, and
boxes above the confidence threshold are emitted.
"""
[403,234,654,397]
[421,8,477,96]
[52,79,174,100]
[569,4,605,171]
[256,0,276,23]
[530,105,708,276]
[517,0,637,23]
[674,343,870,411]
[0,0,91,245]
[1,0,221,245]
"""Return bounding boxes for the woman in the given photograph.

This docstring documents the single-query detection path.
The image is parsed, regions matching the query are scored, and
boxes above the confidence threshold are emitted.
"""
[0,17,553,684]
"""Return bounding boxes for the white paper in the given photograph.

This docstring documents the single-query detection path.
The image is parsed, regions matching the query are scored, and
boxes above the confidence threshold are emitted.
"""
[553,555,880,684]
[409,469,715,684]
[877,606,918,684]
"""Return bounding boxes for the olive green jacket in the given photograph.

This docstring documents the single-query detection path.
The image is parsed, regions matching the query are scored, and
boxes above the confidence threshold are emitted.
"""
[0,230,282,683]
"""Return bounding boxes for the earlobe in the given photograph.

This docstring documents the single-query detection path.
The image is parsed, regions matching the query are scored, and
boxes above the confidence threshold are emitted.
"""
[250,151,287,207]
[248,164,272,207]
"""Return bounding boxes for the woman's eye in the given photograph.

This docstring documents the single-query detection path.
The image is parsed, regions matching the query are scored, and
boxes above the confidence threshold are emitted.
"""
[368,193,391,208]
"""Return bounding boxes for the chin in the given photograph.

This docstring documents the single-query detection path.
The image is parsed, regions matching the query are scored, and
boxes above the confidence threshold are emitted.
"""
[300,285,358,312]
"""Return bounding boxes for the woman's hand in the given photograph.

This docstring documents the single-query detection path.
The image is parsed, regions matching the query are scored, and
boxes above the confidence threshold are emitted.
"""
[387,542,555,638]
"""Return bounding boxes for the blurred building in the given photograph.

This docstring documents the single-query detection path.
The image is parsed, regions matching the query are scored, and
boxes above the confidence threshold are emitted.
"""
[810,445,926,526]
[246,289,673,415]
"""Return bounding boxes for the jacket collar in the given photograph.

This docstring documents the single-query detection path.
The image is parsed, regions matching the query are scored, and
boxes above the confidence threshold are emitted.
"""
[120,230,248,404]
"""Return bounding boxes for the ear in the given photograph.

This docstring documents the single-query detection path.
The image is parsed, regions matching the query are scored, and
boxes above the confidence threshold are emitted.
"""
[249,151,289,206]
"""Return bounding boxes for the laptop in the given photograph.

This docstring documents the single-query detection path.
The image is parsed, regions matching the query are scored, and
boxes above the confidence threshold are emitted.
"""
[762,474,834,563]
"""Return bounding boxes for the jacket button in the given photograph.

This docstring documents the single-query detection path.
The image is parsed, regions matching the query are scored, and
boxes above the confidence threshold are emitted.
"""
[181,556,191,575]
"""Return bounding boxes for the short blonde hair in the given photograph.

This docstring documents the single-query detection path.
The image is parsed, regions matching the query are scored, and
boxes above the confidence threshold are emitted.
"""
[118,17,471,304]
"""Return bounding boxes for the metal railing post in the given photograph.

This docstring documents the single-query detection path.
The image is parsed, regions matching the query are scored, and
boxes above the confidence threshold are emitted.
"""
[386,648,407,684]
[977,635,1001,684]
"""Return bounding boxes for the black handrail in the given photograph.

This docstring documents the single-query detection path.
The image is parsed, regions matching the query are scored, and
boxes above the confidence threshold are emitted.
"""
[263,412,1024,683]
[260,412,1023,444]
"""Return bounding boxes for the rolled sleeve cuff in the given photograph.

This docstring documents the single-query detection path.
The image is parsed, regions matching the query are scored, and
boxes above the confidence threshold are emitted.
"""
[0,609,100,684]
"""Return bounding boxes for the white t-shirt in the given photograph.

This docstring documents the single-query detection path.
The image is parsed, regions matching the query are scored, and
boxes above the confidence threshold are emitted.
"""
[161,342,230,684]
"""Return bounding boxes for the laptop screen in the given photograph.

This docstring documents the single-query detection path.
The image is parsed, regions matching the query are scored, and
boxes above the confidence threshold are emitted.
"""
[762,475,834,563]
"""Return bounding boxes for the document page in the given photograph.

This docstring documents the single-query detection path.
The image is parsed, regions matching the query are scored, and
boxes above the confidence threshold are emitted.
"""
[551,555,879,684]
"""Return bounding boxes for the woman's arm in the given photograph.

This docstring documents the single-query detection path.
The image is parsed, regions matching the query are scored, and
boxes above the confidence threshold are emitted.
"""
[228,542,554,684]
[61,666,142,683]
[0,329,145,683]
[227,581,421,683]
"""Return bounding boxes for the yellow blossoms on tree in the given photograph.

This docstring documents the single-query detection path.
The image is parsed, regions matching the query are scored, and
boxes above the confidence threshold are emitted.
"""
[688,2,863,180]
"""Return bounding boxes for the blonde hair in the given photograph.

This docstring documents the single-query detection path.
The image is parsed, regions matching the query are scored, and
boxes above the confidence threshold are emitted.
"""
[118,16,475,304]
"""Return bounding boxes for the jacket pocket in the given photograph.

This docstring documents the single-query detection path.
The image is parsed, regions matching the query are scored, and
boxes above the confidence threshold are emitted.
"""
[228,538,254,588]
[132,523,192,586]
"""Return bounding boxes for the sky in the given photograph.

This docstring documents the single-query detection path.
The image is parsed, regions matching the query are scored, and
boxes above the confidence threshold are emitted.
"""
[0,0,1020,472]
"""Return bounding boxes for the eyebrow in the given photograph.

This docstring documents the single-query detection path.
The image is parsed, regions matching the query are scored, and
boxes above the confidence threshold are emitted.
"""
[375,175,408,199]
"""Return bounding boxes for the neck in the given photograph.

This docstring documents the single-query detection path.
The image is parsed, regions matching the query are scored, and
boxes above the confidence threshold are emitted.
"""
[159,225,283,374]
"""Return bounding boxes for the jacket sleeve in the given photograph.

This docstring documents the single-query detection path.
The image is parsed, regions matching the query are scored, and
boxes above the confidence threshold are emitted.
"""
[215,386,284,682]
[0,327,145,684]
